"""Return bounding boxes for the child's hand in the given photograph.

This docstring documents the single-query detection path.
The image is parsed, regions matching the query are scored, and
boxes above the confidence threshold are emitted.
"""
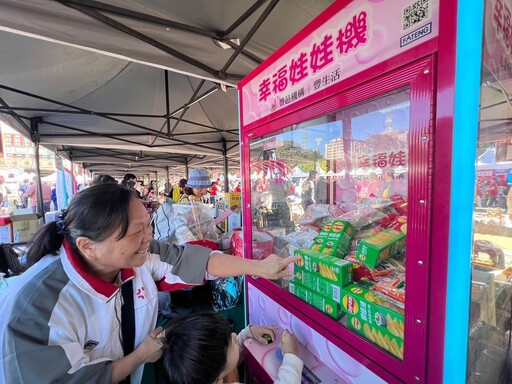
[249,325,277,344]
[280,330,299,357]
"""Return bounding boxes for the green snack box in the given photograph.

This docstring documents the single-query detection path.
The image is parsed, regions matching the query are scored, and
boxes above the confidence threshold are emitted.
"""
[356,229,406,269]
[316,220,355,258]
[294,269,342,303]
[341,284,404,359]
[289,280,343,320]
[310,231,329,251]
[294,248,353,287]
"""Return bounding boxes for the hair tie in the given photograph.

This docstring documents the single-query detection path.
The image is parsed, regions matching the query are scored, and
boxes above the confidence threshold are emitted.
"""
[56,209,68,236]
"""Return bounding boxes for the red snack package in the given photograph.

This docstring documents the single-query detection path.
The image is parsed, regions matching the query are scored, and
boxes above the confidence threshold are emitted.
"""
[389,194,408,215]
[345,254,376,282]
[387,216,407,234]
[371,284,406,304]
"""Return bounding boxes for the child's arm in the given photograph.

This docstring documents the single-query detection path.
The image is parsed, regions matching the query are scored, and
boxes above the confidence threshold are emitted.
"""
[275,330,304,384]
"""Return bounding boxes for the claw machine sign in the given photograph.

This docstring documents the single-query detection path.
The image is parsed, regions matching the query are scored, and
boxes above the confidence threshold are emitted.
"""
[241,0,439,125]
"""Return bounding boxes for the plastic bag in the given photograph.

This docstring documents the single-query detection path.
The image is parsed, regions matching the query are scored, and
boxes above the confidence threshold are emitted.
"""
[231,229,273,260]
[336,203,387,229]
[284,228,319,249]
[295,204,344,227]
[212,276,244,311]
[152,198,176,241]
[172,202,219,244]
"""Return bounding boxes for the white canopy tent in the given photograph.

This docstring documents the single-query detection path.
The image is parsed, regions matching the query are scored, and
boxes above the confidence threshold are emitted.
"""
[477,148,512,171]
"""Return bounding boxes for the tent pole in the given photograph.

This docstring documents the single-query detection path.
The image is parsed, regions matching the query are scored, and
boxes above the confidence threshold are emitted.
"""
[185,158,189,179]
[223,139,229,193]
[166,166,170,195]
[69,157,76,195]
[165,70,171,136]
[154,172,158,198]
[31,118,45,221]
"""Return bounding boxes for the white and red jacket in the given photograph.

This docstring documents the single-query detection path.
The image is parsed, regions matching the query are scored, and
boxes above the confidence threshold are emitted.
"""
[0,240,215,384]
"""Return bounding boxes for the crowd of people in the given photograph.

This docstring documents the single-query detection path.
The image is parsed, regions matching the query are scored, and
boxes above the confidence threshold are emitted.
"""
[0,175,56,213]
[0,169,303,384]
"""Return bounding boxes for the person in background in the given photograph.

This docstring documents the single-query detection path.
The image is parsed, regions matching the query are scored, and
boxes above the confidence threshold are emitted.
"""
[50,183,58,211]
[121,173,142,198]
[91,174,117,185]
[314,176,328,204]
[210,178,221,204]
[301,170,317,210]
[484,176,499,207]
[162,312,303,384]
[0,176,10,209]
[171,178,187,203]
[0,183,298,384]
[507,181,512,221]
[366,172,380,198]
[18,178,29,208]
[24,177,52,213]
[379,168,396,199]
[268,170,292,229]
[146,186,157,201]
[180,169,214,203]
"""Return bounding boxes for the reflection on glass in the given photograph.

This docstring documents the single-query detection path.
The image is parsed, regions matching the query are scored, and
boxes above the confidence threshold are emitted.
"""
[467,64,512,383]
[249,89,410,360]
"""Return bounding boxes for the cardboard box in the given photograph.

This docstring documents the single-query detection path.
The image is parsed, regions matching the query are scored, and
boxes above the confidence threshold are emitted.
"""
[311,220,354,258]
[294,248,353,287]
[10,212,41,243]
[356,229,406,269]
[341,284,404,359]
[45,211,61,224]
[289,280,343,320]
[227,212,242,232]
[294,268,342,303]
[0,216,13,243]
[223,193,241,211]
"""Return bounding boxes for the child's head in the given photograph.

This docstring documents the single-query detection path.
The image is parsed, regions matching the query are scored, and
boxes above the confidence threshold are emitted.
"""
[162,312,239,384]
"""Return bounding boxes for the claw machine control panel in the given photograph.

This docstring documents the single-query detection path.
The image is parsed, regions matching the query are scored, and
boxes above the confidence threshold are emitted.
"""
[238,1,442,383]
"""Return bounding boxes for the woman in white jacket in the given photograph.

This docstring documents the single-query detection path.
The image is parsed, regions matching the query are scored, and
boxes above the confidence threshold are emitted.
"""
[0,183,297,384]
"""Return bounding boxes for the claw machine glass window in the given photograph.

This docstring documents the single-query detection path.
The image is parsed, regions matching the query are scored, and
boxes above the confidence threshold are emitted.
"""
[466,1,512,381]
[249,87,410,360]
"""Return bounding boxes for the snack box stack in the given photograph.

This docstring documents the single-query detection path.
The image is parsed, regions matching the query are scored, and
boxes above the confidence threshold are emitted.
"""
[355,229,406,269]
[310,220,354,258]
[289,248,353,319]
[341,284,404,359]
[288,280,343,320]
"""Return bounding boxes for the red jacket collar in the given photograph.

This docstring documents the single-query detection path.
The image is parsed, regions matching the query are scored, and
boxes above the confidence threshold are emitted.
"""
[63,238,135,299]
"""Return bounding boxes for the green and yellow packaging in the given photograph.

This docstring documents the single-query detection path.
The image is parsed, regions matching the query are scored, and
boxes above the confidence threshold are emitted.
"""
[294,269,342,302]
[289,280,343,320]
[356,229,406,269]
[312,220,354,258]
[294,248,353,287]
[341,284,404,359]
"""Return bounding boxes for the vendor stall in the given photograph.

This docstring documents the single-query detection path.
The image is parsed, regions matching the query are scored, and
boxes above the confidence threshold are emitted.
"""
[237,0,512,383]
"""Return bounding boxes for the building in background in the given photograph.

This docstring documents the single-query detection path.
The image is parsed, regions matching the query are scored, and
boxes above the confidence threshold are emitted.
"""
[0,122,55,176]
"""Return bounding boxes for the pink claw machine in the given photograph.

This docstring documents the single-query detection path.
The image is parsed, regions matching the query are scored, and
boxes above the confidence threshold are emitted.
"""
[238,0,508,383]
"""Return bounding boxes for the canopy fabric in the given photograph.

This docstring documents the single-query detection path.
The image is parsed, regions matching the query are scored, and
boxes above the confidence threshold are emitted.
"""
[0,0,332,177]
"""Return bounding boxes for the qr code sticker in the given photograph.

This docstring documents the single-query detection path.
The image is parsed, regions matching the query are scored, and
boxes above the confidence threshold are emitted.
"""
[403,0,429,30]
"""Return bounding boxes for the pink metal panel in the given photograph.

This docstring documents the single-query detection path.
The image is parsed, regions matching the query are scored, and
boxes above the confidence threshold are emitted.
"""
[425,1,458,383]
[242,55,437,383]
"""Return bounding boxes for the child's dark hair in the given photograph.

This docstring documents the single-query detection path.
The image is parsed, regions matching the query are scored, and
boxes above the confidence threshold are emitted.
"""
[91,174,117,185]
[162,312,232,384]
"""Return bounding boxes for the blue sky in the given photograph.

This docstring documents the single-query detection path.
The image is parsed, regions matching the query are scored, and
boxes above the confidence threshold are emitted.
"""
[278,102,410,155]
